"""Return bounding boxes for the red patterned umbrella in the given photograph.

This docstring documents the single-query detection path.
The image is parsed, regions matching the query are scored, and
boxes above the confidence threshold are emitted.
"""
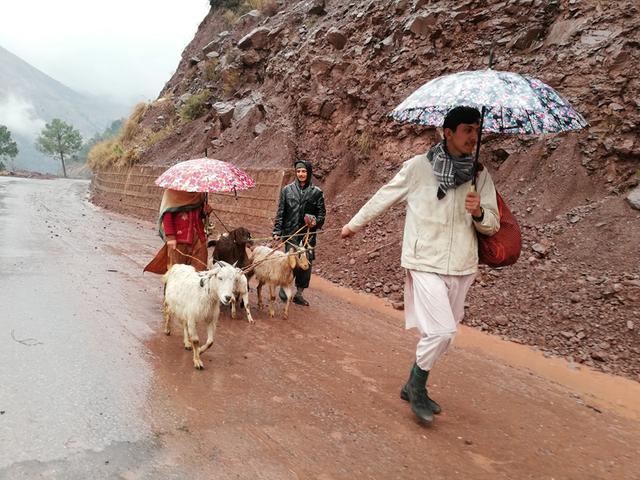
[155,158,255,193]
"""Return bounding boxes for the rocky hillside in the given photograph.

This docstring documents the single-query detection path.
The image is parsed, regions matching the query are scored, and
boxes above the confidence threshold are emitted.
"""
[113,0,640,379]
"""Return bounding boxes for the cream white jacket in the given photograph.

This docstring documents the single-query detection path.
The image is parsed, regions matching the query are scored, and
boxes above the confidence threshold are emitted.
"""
[347,153,500,275]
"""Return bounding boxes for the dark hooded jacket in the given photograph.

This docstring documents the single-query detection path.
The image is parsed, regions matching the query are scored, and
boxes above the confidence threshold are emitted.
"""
[273,160,326,248]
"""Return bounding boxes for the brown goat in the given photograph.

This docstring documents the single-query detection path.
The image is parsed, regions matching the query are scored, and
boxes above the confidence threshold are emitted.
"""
[207,227,254,322]
[208,227,253,269]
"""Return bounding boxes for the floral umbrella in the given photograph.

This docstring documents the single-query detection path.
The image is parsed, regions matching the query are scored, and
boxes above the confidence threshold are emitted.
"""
[155,158,256,193]
[391,69,588,135]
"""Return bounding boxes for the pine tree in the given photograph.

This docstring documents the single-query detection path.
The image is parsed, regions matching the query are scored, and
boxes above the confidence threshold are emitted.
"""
[35,119,82,178]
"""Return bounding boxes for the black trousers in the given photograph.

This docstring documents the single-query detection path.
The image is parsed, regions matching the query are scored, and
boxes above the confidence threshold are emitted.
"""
[284,241,314,289]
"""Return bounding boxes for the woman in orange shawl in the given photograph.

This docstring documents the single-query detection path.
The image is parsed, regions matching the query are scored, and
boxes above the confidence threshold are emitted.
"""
[145,189,210,273]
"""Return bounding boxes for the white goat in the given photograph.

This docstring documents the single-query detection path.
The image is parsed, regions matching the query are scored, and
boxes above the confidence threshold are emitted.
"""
[231,271,254,323]
[251,245,310,319]
[162,262,237,369]
[207,256,254,324]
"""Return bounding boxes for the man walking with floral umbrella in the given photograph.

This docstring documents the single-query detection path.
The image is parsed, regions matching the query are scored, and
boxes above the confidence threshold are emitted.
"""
[341,106,500,425]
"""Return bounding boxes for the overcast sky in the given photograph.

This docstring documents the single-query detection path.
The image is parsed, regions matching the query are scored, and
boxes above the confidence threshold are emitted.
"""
[0,1,211,106]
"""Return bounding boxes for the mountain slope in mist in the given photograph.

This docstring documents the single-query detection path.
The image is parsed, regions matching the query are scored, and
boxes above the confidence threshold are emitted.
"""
[0,45,129,173]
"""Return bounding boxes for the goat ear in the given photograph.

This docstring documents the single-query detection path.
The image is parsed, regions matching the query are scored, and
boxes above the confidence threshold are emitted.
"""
[288,252,297,270]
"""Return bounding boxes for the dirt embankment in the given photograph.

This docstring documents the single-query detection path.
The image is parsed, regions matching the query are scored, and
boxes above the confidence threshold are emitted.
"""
[95,0,640,380]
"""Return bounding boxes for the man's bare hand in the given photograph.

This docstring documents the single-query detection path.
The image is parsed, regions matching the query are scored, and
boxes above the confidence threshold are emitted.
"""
[167,239,177,251]
[465,191,482,217]
[341,225,355,238]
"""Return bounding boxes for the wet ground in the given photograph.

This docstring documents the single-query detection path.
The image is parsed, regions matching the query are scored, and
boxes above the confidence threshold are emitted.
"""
[1,176,639,479]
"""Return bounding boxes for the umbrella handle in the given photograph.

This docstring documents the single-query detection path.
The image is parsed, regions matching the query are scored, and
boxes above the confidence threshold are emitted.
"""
[472,44,494,187]
[473,106,487,187]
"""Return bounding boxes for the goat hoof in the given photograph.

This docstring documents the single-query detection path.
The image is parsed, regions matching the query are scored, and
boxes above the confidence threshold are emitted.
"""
[164,330,171,336]
[184,345,193,351]
[194,363,204,370]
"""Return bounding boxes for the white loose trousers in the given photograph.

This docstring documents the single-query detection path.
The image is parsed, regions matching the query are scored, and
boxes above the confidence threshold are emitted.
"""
[404,270,476,371]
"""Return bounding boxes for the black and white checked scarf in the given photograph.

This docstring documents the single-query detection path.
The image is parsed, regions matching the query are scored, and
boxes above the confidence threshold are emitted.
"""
[426,141,476,199]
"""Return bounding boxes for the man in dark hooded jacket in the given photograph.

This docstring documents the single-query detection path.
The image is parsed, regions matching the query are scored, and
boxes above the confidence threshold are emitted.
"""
[273,159,326,306]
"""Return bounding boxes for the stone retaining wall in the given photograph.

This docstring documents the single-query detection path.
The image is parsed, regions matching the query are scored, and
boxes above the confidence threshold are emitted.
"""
[91,165,291,239]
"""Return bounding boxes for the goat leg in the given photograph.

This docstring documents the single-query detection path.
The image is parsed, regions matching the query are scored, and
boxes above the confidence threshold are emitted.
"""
[256,282,264,310]
[183,319,192,350]
[242,290,254,324]
[231,297,238,320]
[268,284,276,318]
[163,302,171,335]
[191,339,204,369]
[282,285,293,320]
[198,304,219,355]
[187,321,204,369]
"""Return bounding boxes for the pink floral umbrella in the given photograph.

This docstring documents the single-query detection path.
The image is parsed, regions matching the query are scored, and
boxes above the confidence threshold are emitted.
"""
[155,158,256,193]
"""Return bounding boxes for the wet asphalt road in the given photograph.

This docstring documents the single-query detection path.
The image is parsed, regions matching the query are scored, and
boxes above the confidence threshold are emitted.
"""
[0,177,175,479]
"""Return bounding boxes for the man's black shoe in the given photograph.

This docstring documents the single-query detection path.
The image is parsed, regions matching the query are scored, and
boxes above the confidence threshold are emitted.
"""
[292,293,310,306]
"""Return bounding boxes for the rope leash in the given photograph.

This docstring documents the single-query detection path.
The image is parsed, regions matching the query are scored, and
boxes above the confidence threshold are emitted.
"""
[249,226,343,243]
[176,223,397,271]
[173,247,208,268]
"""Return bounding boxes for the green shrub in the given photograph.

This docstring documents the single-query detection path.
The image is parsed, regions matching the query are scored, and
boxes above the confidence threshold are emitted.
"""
[205,58,221,82]
[143,122,175,149]
[179,90,212,122]
[222,71,240,98]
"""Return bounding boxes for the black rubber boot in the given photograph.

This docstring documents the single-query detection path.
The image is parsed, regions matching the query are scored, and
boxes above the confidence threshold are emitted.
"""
[292,293,309,306]
[292,289,310,306]
[400,363,437,423]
